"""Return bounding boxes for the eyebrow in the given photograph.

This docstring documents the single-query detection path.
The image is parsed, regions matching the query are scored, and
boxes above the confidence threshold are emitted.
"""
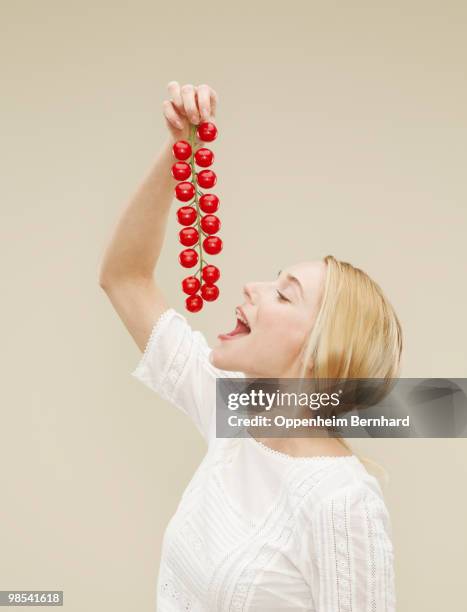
[277,270,304,299]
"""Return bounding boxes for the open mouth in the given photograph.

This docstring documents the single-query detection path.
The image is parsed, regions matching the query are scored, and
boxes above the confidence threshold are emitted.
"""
[218,308,251,341]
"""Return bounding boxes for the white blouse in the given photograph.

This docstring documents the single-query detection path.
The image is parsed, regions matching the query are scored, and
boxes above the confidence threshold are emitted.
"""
[131,308,396,612]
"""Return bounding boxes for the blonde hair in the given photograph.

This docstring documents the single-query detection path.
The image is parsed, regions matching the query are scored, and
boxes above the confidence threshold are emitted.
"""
[298,255,403,482]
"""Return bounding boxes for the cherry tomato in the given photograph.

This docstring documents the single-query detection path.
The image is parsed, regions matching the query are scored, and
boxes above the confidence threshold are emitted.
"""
[179,248,198,268]
[186,294,203,312]
[175,182,195,202]
[182,276,201,295]
[200,214,220,235]
[179,227,199,247]
[171,162,191,181]
[196,170,217,189]
[201,283,219,302]
[194,148,214,167]
[197,122,218,142]
[199,194,219,214]
[176,206,197,226]
[203,236,223,255]
[202,265,220,284]
[172,140,192,160]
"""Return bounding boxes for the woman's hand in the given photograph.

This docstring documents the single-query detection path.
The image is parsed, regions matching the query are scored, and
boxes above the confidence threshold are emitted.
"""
[162,81,219,142]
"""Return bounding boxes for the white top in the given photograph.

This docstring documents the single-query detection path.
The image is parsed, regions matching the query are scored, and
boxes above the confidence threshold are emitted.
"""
[131,308,396,612]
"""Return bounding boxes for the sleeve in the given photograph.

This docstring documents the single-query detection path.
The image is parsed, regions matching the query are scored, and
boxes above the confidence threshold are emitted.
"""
[131,307,245,444]
[297,483,396,612]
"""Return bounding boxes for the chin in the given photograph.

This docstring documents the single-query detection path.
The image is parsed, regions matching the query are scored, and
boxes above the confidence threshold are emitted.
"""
[209,347,219,366]
[210,345,242,373]
[209,346,229,369]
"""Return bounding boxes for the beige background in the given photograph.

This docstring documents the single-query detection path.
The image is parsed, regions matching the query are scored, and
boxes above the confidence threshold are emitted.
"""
[1,1,466,610]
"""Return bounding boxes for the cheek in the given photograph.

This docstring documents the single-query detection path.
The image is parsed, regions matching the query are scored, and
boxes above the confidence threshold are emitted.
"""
[259,309,306,355]
[260,305,286,328]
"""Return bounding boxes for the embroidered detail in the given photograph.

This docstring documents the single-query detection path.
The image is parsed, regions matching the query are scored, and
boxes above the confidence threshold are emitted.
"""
[331,496,352,612]
[364,497,377,612]
[180,521,205,556]
[160,575,193,610]
[161,324,193,401]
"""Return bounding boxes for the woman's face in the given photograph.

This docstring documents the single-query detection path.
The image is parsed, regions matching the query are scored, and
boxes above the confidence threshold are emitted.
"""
[210,260,327,377]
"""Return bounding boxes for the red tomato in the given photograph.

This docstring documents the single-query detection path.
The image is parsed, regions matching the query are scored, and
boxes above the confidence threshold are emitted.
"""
[203,236,222,255]
[172,140,192,160]
[179,248,198,268]
[186,294,203,312]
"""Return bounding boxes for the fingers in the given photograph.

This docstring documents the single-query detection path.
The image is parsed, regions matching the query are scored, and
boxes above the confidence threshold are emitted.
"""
[209,87,218,118]
[167,81,219,125]
[167,81,185,117]
[180,84,200,124]
[196,84,219,121]
[196,84,212,121]
[162,100,184,130]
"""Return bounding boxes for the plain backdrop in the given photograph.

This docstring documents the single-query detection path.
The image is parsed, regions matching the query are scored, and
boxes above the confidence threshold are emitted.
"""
[1,1,466,610]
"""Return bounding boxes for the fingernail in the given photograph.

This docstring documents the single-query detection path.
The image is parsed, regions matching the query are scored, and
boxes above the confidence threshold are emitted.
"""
[176,121,183,129]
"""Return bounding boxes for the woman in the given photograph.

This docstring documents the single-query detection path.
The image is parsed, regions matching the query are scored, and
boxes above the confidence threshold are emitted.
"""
[99,81,401,611]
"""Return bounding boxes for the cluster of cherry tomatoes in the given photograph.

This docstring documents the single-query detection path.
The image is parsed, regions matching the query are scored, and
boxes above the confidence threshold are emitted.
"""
[172,121,222,313]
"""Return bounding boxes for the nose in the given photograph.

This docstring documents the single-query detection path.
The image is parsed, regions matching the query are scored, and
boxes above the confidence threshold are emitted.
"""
[243,282,256,303]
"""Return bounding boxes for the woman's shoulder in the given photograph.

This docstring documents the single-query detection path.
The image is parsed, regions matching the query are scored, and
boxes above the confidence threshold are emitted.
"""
[288,456,389,524]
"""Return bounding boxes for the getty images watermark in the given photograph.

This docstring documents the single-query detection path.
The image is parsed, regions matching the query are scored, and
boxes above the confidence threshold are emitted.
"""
[226,387,410,429]
[216,378,467,438]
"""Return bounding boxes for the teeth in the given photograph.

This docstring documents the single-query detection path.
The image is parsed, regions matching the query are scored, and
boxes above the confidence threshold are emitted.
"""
[236,308,250,329]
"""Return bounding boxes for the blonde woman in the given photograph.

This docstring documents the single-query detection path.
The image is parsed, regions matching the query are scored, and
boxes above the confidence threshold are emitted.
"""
[99,81,401,612]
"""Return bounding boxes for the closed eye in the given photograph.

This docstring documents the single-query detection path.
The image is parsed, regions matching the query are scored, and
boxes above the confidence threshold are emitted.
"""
[276,290,290,302]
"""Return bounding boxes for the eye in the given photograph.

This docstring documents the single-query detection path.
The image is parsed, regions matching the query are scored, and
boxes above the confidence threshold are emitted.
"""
[276,290,290,303]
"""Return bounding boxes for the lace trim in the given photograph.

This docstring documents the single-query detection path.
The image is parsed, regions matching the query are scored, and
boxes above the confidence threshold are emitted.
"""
[249,435,358,462]
[131,307,176,380]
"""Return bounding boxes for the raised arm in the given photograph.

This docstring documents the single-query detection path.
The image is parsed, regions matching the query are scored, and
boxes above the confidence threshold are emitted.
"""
[98,81,218,351]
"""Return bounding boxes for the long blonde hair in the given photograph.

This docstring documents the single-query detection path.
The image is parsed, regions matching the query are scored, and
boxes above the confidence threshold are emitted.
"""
[298,255,403,481]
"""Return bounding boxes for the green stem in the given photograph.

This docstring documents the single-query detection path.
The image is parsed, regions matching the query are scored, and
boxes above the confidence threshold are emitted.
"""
[189,124,203,282]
